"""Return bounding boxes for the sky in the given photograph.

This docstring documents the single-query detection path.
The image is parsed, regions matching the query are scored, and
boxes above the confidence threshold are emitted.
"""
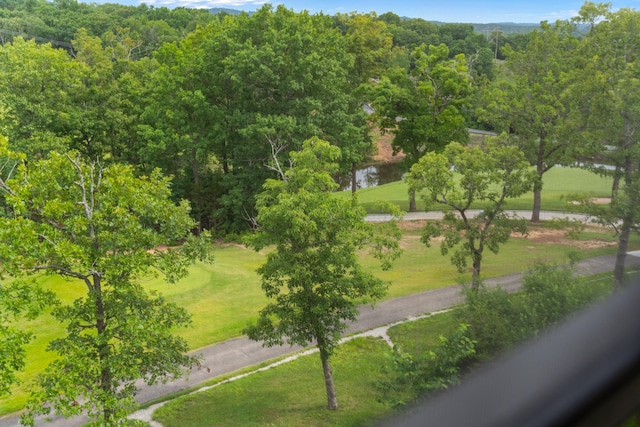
[82,0,638,23]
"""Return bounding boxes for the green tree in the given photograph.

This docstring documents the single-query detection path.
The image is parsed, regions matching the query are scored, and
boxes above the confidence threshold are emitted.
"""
[243,137,401,410]
[0,136,58,397]
[406,138,535,288]
[0,37,81,158]
[0,148,212,425]
[69,28,149,162]
[145,6,370,232]
[370,43,471,211]
[570,5,640,286]
[333,12,394,193]
[477,21,579,222]
[139,32,219,231]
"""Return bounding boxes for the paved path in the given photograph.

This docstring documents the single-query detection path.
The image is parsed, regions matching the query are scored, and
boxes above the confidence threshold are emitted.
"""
[366,210,593,222]
[0,214,635,427]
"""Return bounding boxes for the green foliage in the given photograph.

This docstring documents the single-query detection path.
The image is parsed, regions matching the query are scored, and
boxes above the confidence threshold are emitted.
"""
[140,5,372,232]
[0,0,215,55]
[406,138,536,286]
[0,280,55,397]
[244,137,401,409]
[0,150,213,426]
[570,5,640,285]
[459,263,613,360]
[371,43,471,168]
[477,20,580,221]
[378,324,476,408]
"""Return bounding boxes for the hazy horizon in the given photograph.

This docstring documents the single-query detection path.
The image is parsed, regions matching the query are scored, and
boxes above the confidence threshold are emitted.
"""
[78,0,638,24]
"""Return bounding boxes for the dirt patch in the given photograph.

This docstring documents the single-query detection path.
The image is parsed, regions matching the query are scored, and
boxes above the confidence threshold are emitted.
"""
[371,127,405,164]
[515,225,616,250]
[397,220,615,251]
[398,220,427,231]
[570,197,611,205]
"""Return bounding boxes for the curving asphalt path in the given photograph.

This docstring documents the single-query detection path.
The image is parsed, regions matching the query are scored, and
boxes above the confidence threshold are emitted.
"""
[1,210,636,427]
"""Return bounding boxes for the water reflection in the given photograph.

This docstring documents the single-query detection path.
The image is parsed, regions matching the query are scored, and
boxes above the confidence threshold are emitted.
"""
[337,163,404,191]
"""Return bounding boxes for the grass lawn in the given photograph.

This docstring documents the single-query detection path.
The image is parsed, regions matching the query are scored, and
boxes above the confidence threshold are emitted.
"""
[0,164,631,416]
[153,269,637,427]
[153,338,394,427]
[386,309,461,357]
[152,310,464,427]
[2,220,637,416]
[343,166,613,214]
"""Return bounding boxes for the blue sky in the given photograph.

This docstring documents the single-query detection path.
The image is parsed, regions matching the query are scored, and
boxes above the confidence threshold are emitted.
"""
[82,0,638,23]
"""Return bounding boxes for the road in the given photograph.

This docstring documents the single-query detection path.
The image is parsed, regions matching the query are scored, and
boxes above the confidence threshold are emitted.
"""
[0,212,636,427]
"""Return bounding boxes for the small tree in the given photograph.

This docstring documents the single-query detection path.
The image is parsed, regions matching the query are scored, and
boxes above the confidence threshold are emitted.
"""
[0,148,212,426]
[569,5,640,287]
[244,137,401,410]
[406,138,535,289]
[378,324,476,408]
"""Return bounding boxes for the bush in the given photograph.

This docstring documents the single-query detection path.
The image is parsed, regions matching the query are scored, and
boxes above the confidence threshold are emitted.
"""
[378,324,476,408]
[459,263,613,360]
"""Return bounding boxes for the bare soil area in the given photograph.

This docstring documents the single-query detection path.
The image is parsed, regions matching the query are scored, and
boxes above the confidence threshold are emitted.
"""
[371,127,404,164]
[397,220,616,250]
[522,225,616,250]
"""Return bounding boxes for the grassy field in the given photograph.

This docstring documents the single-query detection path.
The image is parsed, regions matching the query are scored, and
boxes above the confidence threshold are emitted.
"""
[153,310,464,427]
[342,166,613,214]
[152,270,636,427]
[154,338,394,427]
[0,167,629,416]
[2,221,634,416]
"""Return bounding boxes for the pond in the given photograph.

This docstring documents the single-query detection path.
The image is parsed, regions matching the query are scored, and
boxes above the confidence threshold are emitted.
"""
[337,163,404,191]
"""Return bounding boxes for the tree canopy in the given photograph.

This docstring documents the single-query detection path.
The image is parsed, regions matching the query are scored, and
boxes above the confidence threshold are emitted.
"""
[0,143,212,425]
[406,138,535,287]
[244,137,401,410]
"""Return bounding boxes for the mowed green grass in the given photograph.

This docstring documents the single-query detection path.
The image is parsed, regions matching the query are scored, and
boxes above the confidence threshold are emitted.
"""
[153,310,464,427]
[154,338,394,427]
[344,166,613,213]
[0,166,625,416]
[3,222,632,415]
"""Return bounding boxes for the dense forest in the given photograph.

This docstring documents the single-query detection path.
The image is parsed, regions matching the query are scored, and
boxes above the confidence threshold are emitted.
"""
[0,0,534,233]
[0,0,639,424]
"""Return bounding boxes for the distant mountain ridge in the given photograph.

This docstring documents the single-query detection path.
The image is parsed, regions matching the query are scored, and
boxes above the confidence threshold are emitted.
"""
[208,7,253,16]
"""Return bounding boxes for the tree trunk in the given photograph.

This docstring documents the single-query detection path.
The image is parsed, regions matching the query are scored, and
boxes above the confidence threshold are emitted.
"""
[351,162,357,194]
[614,220,630,287]
[94,274,114,423]
[531,187,542,222]
[191,148,202,234]
[532,140,545,223]
[611,165,621,200]
[409,189,417,212]
[471,252,482,291]
[320,351,338,410]
[614,117,636,287]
